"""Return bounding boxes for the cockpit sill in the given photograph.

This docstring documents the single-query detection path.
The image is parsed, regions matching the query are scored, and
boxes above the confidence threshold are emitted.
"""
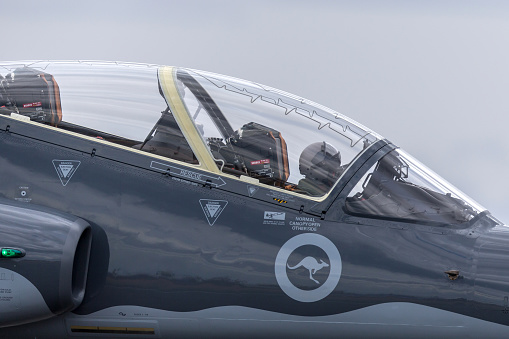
[0,112,380,202]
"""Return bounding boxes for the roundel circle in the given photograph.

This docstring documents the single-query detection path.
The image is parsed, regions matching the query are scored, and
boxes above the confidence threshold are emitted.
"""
[275,233,342,303]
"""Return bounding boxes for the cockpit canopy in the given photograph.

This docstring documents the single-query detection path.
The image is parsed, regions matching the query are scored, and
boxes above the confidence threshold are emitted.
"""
[0,61,485,224]
[0,61,379,196]
[172,67,379,195]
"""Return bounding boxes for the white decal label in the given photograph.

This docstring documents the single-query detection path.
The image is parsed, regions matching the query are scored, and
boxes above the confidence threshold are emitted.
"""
[275,233,342,302]
[264,212,285,220]
[290,216,321,232]
[263,211,286,226]
[267,191,294,203]
[15,186,32,203]
[199,199,228,226]
[151,161,226,187]
[52,160,81,186]
[0,270,18,309]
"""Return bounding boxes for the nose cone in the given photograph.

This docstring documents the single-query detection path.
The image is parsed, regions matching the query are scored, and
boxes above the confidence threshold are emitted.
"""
[474,224,509,325]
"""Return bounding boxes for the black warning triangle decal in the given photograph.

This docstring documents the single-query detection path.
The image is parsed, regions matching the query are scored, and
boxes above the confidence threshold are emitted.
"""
[52,160,81,186]
[199,199,228,226]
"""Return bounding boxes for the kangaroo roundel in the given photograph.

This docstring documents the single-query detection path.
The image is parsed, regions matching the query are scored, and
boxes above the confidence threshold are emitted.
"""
[275,233,342,302]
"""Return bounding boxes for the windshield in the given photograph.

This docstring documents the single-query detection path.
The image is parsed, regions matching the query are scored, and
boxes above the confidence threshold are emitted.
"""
[345,150,485,225]
[175,68,380,197]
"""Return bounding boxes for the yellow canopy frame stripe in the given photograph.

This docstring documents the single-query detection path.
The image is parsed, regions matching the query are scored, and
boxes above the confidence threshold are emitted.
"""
[158,66,220,173]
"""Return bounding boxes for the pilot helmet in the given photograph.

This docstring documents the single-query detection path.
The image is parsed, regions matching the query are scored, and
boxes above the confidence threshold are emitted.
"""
[299,142,341,184]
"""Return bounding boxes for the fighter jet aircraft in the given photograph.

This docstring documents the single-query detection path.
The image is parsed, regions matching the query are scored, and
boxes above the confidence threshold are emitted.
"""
[0,60,507,338]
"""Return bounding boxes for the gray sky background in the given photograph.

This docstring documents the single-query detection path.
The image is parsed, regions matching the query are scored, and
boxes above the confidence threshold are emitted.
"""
[3,0,509,223]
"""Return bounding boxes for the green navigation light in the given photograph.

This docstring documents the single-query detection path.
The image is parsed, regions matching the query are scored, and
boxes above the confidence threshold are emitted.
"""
[0,248,24,258]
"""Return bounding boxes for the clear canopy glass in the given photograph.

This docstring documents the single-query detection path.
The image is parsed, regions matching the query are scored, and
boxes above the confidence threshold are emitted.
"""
[1,61,165,142]
[346,150,485,224]
[0,61,197,164]
[0,61,489,215]
[175,68,380,196]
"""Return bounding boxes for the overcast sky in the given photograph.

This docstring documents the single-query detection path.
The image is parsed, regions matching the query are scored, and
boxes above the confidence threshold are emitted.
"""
[3,0,509,223]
